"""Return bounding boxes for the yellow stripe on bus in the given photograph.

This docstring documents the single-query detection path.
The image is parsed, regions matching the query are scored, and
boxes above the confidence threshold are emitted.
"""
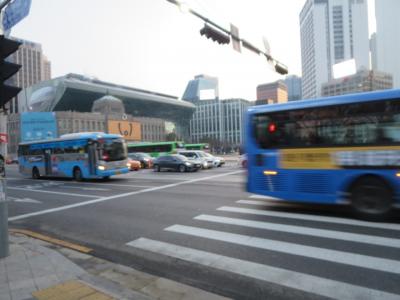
[280,146,400,169]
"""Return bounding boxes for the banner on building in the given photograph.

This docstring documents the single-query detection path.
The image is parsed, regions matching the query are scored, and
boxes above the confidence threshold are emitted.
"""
[108,120,141,141]
[21,112,57,142]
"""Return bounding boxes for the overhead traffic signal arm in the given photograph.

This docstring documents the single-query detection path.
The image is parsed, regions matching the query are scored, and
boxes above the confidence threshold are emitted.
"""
[0,35,21,111]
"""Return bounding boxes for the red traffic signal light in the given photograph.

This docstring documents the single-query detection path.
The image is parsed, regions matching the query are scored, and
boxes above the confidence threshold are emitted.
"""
[200,24,230,45]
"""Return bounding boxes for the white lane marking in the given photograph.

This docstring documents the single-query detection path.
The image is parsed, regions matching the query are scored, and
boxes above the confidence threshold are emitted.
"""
[8,170,244,221]
[51,180,153,188]
[62,185,110,191]
[8,196,42,204]
[127,238,400,300]
[194,215,400,249]
[218,206,400,231]
[237,200,291,206]
[250,195,282,200]
[164,224,400,275]
[7,187,98,198]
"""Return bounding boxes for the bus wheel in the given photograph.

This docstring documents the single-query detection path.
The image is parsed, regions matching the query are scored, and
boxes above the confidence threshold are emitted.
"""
[350,177,393,220]
[73,167,83,181]
[32,167,40,179]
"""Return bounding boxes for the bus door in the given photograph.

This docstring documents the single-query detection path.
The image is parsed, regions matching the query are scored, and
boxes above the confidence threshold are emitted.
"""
[88,142,97,175]
[44,149,52,175]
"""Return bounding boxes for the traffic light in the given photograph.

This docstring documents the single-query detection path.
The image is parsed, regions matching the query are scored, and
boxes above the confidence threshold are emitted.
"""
[274,61,288,75]
[0,35,21,111]
[200,24,230,45]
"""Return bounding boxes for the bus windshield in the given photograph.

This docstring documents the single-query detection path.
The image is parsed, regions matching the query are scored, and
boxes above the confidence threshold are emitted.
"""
[101,138,127,161]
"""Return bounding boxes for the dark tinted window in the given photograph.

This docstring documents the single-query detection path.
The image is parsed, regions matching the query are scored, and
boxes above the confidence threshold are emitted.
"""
[253,99,400,148]
[101,138,127,161]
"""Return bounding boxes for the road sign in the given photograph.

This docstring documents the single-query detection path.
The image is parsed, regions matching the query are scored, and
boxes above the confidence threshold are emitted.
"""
[2,0,31,31]
[230,24,241,53]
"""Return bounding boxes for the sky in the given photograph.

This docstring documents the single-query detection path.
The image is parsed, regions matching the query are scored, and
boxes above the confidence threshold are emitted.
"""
[10,0,375,101]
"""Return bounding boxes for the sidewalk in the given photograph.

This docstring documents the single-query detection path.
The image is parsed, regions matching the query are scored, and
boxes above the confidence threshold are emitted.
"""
[1,232,230,300]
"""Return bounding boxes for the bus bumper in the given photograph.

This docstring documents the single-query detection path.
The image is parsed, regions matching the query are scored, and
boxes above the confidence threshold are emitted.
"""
[97,167,129,178]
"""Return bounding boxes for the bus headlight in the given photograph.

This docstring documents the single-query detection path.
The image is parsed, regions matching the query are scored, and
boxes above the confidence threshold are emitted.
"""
[98,165,106,171]
[264,170,278,175]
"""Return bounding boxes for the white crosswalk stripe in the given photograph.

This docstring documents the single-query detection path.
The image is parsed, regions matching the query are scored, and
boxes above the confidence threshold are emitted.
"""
[194,214,400,248]
[127,238,400,300]
[220,205,400,231]
[164,224,400,275]
[126,199,400,299]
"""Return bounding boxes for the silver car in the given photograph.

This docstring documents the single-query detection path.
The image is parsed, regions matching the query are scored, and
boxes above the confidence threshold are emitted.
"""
[178,150,214,169]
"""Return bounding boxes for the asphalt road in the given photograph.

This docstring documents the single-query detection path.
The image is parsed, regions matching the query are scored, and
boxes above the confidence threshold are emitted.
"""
[6,163,400,300]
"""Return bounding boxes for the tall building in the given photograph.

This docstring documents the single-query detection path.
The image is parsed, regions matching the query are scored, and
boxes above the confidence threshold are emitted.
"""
[182,74,219,102]
[321,69,392,97]
[284,75,302,101]
[189,98,251,150]
[8,37,52,114]
[300,0,370,99]
[256,80,288,105]
[373,0,400,88]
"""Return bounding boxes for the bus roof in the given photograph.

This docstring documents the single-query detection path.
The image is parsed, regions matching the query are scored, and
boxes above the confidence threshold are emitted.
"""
[19,132,122,146]
[247,89,400,115]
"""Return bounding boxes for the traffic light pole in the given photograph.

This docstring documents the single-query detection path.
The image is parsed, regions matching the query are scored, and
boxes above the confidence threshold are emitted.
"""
[0,0,22,259]
[0,157,7,258]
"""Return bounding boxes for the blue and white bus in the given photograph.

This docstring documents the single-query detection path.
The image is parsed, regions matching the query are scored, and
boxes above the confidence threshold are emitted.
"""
[18,132,129,180]
[246,89,400,220]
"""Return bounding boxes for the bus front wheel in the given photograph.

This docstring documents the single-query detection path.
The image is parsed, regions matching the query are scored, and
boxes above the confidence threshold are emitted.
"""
[32,167,40,179]
[350,176,393,220]
[73,167,83,181]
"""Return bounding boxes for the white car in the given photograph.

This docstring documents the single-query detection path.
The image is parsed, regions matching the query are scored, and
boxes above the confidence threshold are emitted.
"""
[204,152,225,167]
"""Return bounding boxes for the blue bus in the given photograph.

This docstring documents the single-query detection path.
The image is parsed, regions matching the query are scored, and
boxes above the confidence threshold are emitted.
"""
[246,89,400,219]
[18,132,130,180]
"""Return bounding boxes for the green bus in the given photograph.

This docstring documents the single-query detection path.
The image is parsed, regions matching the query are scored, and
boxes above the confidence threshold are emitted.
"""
[127,141,185,157]
[185,143,210,151]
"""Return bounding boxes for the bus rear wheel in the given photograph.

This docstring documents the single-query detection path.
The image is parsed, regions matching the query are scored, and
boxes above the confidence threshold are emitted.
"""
[350,177,393,220]
[32,167,40,179]
[73,167,83,181]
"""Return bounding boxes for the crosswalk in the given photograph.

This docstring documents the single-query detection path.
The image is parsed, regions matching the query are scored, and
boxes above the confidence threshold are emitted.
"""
[126,197,400,300]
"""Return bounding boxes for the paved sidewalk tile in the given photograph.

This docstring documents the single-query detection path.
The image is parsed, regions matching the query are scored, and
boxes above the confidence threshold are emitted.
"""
[32,280,114,300]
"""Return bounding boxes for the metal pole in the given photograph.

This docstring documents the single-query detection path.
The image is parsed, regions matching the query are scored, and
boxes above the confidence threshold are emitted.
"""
[0,156,8,258]
[0,0,12,258]
[0,0,12,13]
[0,0,14,258]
